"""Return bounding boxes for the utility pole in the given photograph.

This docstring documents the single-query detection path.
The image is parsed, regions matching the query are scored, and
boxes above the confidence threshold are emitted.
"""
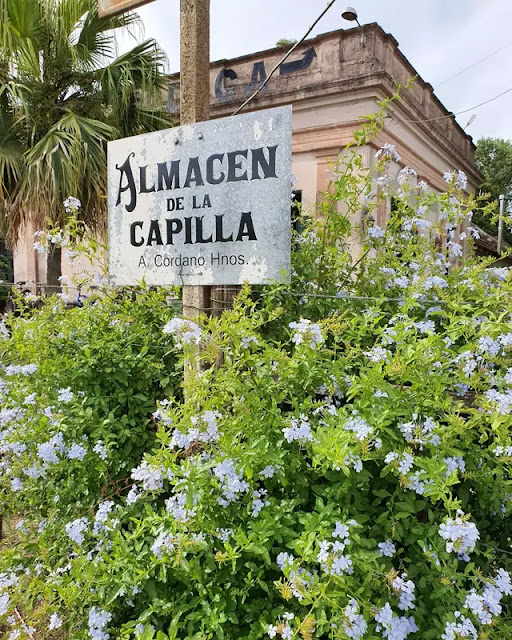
[497,194,505,255]
[180,0,211,321]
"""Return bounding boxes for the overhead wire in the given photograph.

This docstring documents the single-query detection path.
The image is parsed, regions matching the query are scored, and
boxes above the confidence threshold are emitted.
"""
[231,0,338,116]
[227,4,512,130]
[389,85,512,127]
[435,38,512,88]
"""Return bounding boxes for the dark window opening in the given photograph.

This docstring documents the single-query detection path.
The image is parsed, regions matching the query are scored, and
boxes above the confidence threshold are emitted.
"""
[292,190,305,234]
[0,238,13,309]
[0,239,13,282]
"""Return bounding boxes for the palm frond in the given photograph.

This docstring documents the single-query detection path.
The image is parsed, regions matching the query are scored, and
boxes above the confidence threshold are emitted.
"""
[2,0,42,77]
[123,105,172,137]
[12,111,116,235]
[0,109,24,199]
[96,39,168,103]
[0,0,172,242]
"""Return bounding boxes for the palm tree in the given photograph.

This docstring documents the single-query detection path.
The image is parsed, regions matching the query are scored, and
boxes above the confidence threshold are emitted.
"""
[0,0,172,283]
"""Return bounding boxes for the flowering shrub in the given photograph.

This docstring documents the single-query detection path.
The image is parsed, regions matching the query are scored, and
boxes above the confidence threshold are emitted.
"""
[0,288,182,635]
[2,102,512,639]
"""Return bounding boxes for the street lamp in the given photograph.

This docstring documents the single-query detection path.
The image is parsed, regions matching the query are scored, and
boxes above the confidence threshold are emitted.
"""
[342,6,364,46]
[342,6,361,27]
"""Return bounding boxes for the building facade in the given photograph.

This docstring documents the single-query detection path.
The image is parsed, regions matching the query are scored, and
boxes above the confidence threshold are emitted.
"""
[168,22,478,203]
[13,23,481,288]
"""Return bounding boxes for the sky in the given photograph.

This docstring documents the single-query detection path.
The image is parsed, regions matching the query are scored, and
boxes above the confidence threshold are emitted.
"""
[122,0,512,143]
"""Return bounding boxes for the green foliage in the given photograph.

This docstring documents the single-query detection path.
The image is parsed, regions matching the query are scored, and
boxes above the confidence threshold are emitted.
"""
[276,38,298,47]
[475,137,512,244]
[0,0,172,241]
[0,287,182,561]
[475,138,512,202]
[1,96,512,639]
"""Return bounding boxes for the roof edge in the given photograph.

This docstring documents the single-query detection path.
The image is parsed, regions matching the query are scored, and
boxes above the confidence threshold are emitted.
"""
[167,22,475,151]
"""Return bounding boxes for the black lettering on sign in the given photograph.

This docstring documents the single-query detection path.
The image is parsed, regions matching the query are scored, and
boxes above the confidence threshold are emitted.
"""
[130,221,144,247]
[251,146,278,180]
[215,68,238,102]
[195,217,213,244]
[116,153,137,212]
[115,146,279,211]
[139,165,155,193]
[246,61,268,94]
[158,160,181,191]
[184,157,204,188]
[215,215,233,243]
[279,47,317,75]
[146,220,163,246]
[166,218,183,245]
[206,154,225,185]
[166,196,184,212]
[184,217,193,244]
[227,150,249,182]
[236,212,257,241]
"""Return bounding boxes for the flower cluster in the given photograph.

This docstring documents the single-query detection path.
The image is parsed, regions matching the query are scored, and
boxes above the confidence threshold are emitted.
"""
[151,528,177,558]
[282,414,315,444]
[213,458,249,506]
[166,491,196,523]
[376,143,401,163]
[170,411,221,449]
[443,170,468,191]
[438,512,479,561]
[4,364,37,376]
[131,461,168,491]
[391,573,416,611]
[462,568,512,625]
[365,346,389,363]
[375,603,418,640]
[267,612,294,639]
[316,521,355,577]
[399,416,439,446]
[342,599,367,639]
[65,517,89,545]
[162,318,202,348]
[385,451,415,475]
[88,607,112,640]
[345,414,373,440]
[442,613,477,640]
[64,196,82,213]
[48,613,63,630]
[378,540,396,557]
[368,225,385,240]
[288,319,324,349]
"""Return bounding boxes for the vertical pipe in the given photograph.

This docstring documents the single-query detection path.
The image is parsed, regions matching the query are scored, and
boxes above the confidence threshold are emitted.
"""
[497,194,505,254]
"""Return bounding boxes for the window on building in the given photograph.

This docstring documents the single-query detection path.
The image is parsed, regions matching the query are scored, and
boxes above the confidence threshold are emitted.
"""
[0,239,13,311]
[390,196,415,227]
[0,239,13,282]
[292,190,305,235]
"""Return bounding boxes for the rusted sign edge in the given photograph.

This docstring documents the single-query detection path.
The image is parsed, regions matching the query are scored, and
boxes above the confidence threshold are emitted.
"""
[98,0,155,19]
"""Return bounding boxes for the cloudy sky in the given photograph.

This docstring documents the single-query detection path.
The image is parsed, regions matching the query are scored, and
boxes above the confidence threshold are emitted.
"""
[126,0,512,142]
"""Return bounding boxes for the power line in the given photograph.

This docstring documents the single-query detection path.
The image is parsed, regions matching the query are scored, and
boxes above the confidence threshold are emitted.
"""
[435,39,512,88]
[391,85,512,127]
[232,0,338,116]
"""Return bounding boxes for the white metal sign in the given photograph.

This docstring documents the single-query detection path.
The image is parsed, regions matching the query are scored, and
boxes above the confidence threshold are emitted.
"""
[108,106,292,286]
